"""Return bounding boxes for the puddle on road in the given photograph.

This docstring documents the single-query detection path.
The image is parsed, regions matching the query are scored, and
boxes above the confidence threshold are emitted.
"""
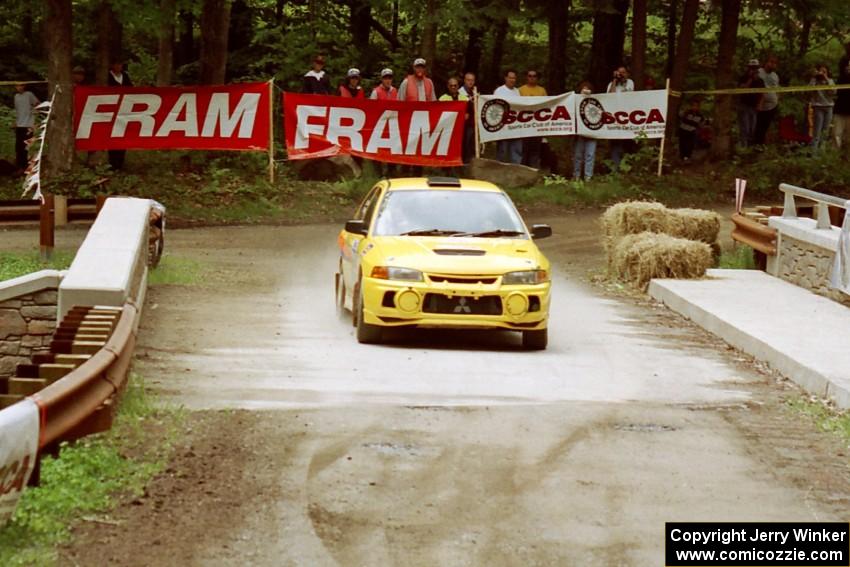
[362,442,436,457]
[613,423,678,433]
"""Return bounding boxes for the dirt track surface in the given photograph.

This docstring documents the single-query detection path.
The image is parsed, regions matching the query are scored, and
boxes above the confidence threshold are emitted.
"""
[55,213,850,566]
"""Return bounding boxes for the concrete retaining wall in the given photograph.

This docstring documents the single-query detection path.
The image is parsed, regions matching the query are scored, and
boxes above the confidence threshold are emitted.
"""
[0,270,62,378]
[767,217,849,306]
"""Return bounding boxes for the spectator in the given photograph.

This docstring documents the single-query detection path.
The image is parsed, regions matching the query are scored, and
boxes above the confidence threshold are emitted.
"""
[302,55,331,95]
[737,59,764,147]
[370,68,397,100]
[808,64,836,149]
[72,65,86,86]
[338,68,364,98]
[398,58,437,102]
[13,82,39,173]
[107,59,132,170]
[678,97,704,161]
[439,77,468,101]
[519,69,547,168]
[834,42,850,154]
[754,55,779,145]
[606,66,634,170]
[493,69,523,164]
[573,81,596,182]
[459,72,476,99]
[459,72,477,162]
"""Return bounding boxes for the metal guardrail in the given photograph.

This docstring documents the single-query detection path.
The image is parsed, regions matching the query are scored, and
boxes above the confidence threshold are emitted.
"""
[731,214,777,256]
[779,183,850,229]
[32,303,138,449]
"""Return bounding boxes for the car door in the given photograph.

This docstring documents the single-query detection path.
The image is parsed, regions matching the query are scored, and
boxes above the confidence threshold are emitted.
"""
[341,184,383,294]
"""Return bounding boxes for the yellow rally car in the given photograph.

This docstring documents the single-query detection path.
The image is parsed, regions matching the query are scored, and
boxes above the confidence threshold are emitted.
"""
[335,177,552,349]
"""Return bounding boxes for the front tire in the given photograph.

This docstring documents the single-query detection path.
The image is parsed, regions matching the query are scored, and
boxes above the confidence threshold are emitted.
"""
[335,273,346,319]
[522,328,548,350]
[354,280,382,344]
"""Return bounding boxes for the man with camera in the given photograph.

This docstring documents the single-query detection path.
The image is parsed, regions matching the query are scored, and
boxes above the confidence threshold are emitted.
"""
[808,64,836,149]
[606,66,634,171]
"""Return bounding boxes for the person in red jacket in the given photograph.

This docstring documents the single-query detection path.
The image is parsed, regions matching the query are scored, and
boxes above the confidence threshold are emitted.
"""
[398,58,436,102]
[338,68,365,98]
[370,68,397,101]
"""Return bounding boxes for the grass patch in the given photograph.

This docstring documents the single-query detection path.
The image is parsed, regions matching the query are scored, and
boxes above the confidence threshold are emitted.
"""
[786,396,850,447]
[148,255,205,286]
[0,251,75,282]
[718,245,757,270]
[0,375,181,566]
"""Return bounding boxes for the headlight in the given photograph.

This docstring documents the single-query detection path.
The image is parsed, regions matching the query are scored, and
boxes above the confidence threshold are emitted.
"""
[371,266,424,282]
[502,270,548,285]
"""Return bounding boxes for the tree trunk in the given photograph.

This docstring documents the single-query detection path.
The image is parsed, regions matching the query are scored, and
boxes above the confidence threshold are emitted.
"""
[156,0,176,86]
[462,0,488,77]
[391,0,399,41]
[199,0,231,84]
[95,2,120,85]
[666,0,700,136]
[631,0,648,89]
[275,0,284,24]
[665,0,678,78]
[175,11,195,69]
[797,15,812,58]
[710,0,742,158]
[483,16,510,93]
[546,0,570,94]
[44,0,74,180]
[588,0,629,95]
[419,0,438,66]
[349,0,371,57]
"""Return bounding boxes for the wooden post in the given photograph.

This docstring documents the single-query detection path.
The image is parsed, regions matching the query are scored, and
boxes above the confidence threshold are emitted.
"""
[40,194,55,260]
[657,78,670,177]
[473,87,481,159]
[95,194,107,215]
[268,79,275,184]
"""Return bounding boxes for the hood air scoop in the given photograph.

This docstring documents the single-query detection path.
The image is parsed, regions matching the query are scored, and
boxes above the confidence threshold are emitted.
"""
[432,248,486,256]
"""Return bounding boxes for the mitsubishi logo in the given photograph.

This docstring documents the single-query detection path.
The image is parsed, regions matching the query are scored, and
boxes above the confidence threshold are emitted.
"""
[453,297,472,313]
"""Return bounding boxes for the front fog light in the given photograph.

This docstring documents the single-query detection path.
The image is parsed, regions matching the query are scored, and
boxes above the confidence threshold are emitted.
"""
[505,292,529,316]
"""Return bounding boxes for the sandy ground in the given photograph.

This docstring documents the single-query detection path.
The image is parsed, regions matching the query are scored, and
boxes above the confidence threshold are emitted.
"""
[5,212,848,566]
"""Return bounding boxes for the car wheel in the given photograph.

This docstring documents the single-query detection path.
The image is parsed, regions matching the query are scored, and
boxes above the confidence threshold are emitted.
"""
[355,280,382,344]
[335,273,347,319]
[522,328,548,350]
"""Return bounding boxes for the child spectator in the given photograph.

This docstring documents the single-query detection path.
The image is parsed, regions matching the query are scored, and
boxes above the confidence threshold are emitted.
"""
[678,97,704,161]
[573,81,596,181]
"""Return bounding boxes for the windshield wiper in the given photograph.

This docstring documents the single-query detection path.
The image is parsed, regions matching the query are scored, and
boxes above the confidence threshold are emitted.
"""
[451,229,526,238]
[400,229,464,236]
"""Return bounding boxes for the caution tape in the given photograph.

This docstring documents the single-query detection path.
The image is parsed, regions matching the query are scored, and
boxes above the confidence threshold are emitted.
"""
[670,83,850,98]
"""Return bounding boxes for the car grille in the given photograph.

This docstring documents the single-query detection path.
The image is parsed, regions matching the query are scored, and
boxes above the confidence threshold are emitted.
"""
[422,294,503,315]
[427,274,498,284]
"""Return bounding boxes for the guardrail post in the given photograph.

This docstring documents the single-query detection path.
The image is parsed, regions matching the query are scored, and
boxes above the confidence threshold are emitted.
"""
[782,191,797,219]
[40,194,55,260]
[816,202,832,229]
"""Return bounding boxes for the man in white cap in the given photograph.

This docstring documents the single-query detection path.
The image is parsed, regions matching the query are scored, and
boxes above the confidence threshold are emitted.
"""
[338,68,364,98]
[737,59,765,147]
[398,58,436,102]
[370,68,398,100]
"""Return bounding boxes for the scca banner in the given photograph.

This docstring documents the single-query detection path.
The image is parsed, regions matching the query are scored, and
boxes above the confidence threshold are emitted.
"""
[0,399,40,527]
[576,89,668,139]
[74,83,270,151]
[477,93,576,143]
[283,93,466,166]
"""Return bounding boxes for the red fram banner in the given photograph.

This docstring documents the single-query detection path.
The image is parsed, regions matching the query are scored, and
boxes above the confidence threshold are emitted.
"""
[283,93,466,166]
[74,83,271,151]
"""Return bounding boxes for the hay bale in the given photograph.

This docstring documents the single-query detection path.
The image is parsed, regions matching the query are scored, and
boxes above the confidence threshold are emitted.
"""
[611,232,713,289]
[601,201,668,251]
[664,208,720,244]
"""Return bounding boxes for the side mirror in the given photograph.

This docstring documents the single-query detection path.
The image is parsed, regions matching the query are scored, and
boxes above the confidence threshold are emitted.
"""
[345,219,368,236]
[531,224,552,239]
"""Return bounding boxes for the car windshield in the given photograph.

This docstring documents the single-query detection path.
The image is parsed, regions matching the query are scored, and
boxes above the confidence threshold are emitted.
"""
[372,190,528,238]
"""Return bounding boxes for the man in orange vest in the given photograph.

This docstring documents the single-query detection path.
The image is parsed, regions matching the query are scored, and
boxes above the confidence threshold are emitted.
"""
[338,68,365,98]
[398,58,437,102]
[370,68,397,100]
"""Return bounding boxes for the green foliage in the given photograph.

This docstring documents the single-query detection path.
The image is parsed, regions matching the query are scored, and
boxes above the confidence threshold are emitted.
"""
[786,396,850,447]
[0,375,181,567]
[148,255,205,285]
[718,245,756,270]
[0,251,75,282]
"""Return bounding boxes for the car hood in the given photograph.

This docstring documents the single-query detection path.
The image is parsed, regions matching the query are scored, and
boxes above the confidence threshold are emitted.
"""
[369,236,547,274]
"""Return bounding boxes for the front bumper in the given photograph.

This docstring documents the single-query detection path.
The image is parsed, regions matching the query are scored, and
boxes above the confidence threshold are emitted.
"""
[360,276,550,330]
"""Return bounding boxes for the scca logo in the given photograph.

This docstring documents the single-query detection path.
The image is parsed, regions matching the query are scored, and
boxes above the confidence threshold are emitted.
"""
[579,97,665,130]
[481,99,572,132]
